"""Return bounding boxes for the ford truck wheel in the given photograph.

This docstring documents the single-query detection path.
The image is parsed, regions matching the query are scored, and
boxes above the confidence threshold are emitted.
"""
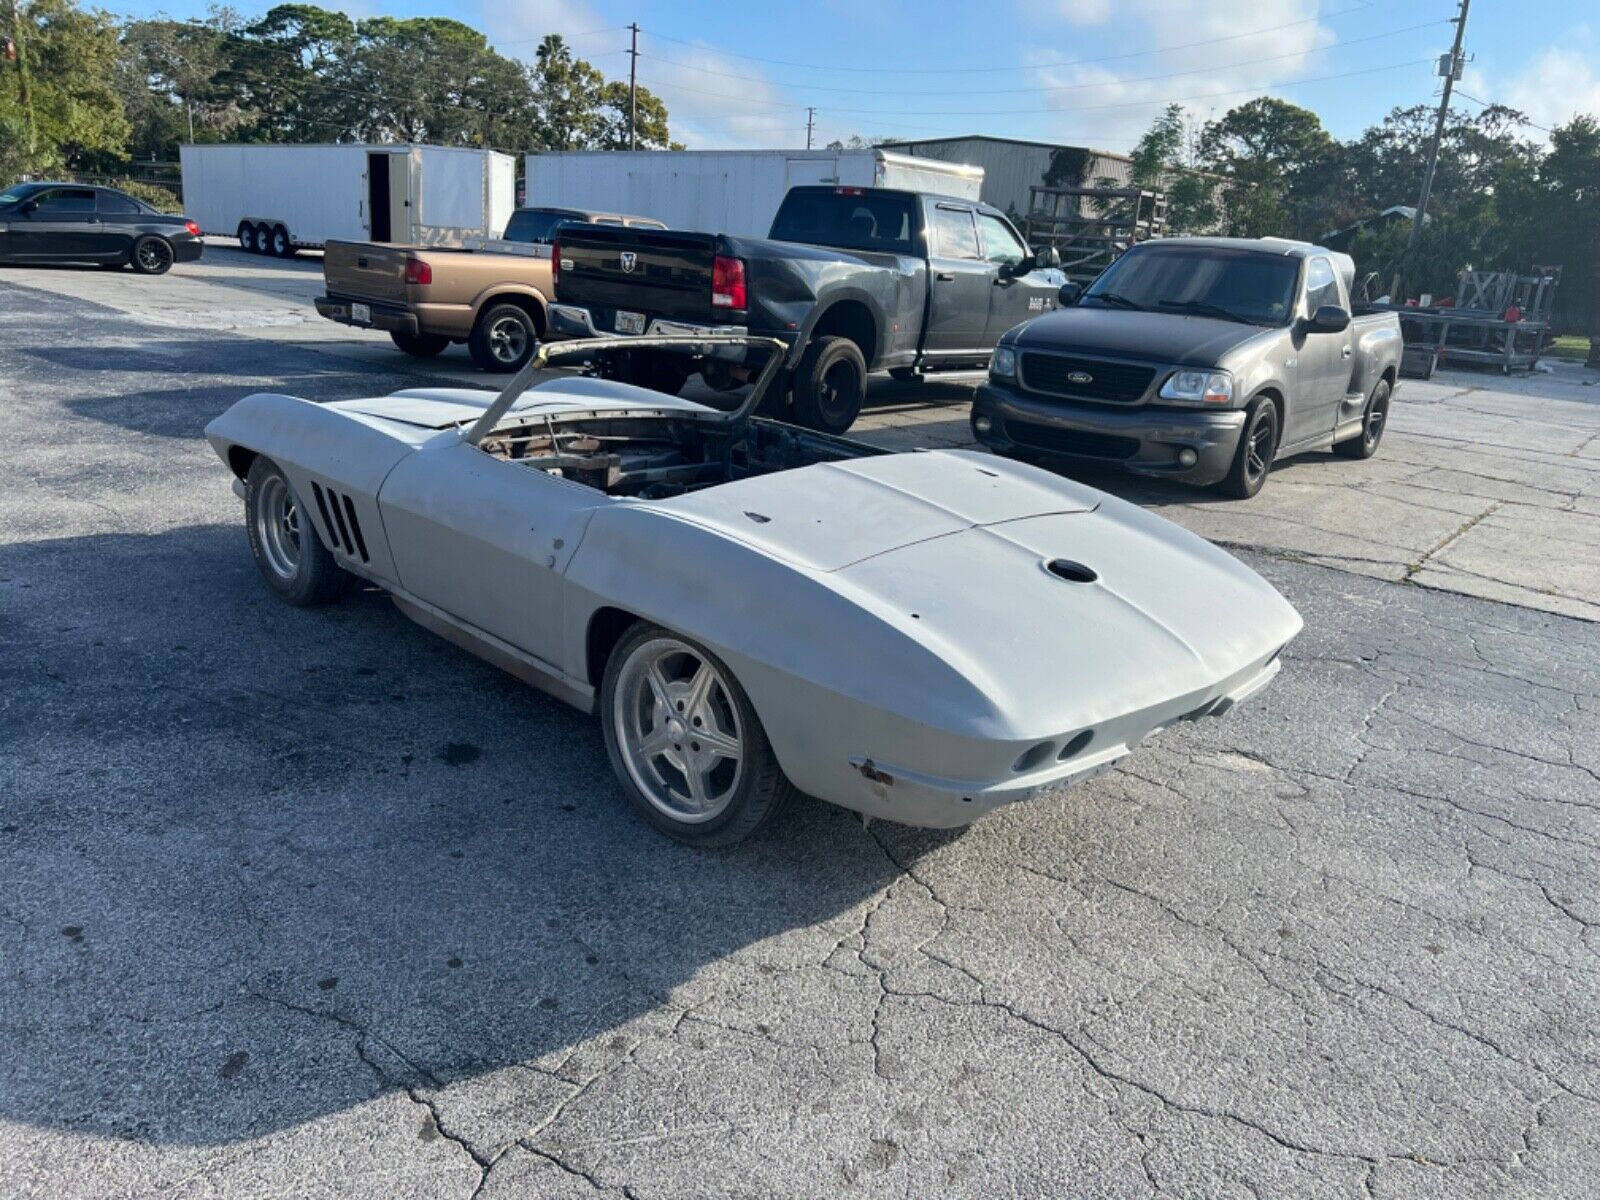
[792,336,866,434]
[1219,398,1278,500]
[1334,378,1390,460]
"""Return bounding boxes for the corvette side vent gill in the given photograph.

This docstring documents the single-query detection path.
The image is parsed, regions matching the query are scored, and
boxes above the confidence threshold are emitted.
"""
[309,482,370,563]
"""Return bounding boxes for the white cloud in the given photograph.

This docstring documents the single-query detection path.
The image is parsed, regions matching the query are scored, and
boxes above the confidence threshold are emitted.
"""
[475,0,807,148]
[1491,42,1600,135]
[1026,0,1336,150]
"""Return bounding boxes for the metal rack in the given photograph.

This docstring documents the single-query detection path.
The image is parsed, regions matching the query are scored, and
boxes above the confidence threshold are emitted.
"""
[1023,185,1166,284]
[1378,266,1562,374]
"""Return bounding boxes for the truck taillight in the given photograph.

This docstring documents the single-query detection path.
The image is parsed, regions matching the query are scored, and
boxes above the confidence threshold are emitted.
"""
[403,257,432,286]
[184,220,199,236]
[712,255,746,311]
[834,187,865,196]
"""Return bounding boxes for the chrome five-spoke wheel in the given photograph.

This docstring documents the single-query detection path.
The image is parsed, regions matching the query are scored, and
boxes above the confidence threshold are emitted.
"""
[600,623,793,845]
[613,637,744,823]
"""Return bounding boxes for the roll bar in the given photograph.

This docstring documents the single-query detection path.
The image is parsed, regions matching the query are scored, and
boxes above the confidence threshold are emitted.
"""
[461,335,789,447]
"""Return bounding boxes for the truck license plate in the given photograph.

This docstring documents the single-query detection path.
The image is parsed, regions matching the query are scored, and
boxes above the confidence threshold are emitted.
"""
[615,310,646,335]
[351,302,371,325]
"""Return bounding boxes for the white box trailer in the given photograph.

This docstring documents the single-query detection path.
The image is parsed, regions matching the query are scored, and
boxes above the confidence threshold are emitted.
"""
[522,148,983,238]
[179,143,515,254]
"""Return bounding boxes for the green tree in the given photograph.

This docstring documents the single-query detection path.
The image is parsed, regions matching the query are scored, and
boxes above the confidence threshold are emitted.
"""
[1,0,128,175]
[1198,97,1341,239]
[1129,103,1217,234]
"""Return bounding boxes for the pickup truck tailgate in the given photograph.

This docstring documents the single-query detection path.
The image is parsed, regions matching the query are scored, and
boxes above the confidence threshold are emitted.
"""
[556,227,728,326]
[323,241,411,305]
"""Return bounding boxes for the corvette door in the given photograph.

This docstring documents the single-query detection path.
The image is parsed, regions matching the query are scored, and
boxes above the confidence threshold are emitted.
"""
[378,441,602,667]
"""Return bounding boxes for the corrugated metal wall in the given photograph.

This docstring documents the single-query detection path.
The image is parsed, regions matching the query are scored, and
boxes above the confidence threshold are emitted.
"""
[881,138,1135,220]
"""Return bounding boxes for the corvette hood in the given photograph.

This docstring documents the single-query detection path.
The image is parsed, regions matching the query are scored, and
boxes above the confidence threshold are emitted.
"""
[656,449,1099,572]
[833,491,1303,731]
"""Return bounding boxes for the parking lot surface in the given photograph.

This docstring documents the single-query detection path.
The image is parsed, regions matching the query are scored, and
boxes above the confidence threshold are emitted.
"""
[3,258,1599,1199]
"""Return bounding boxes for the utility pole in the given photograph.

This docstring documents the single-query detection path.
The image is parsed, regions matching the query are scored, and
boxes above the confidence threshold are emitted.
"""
[1406,0,1471,266]
[805,107,815,151]
[7,0,36,157]
[627,22,639,150]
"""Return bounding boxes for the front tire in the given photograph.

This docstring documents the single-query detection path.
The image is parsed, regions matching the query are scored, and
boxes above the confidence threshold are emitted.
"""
[1333,378,1391,460]
[131,236,174,275]
[600,624,793,847]
[1218,397,1278,499]
[390,329,451,357]
[468,302,538,372]
[791,335,867,434]
[244,457,353,606]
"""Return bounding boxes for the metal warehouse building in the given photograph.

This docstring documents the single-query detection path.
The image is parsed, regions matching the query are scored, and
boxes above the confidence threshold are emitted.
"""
[879,135,1137,220]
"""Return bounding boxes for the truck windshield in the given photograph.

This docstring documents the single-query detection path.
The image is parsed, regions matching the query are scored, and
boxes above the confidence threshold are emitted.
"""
[769,190,916,255]
[502,209,583,243]
[1084,248,1300,326]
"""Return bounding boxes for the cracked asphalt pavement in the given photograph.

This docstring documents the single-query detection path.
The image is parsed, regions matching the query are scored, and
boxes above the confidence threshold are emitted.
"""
[3,266,1599,1198]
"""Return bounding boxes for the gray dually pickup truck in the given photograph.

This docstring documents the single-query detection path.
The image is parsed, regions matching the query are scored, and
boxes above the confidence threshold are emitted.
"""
[549,186,1067,434]
[974,237,1403,498]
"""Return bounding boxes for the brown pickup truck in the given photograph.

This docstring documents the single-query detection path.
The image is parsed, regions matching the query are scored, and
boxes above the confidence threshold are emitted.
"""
[315,241,554,373]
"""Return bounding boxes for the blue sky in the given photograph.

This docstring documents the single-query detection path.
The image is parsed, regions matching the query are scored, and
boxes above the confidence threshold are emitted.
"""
[110,0,1600,152]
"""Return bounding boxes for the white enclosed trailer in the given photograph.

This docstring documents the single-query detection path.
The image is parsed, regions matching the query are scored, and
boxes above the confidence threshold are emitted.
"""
[180,143,515,255]
[522,148,983,238]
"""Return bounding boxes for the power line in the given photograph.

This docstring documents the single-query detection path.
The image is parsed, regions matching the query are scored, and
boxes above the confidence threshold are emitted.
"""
[630,1,1434,76]
[1454,89,1555,134]
[640,18,1447,97]
[641,56,1435,122]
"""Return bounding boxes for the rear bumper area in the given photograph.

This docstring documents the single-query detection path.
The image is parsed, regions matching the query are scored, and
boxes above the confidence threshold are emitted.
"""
[315,294,418,337]
[550,303,746,341]
[172,239,203,264]
[973,381,1244,486]
[835,655,1285,828]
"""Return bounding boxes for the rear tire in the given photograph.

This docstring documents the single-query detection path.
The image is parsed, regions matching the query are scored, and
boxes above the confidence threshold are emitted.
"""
[244,457,353,606]
[1218,397,1278,499]
[600,622,793,847]
[390,330,451,357]
[130,236,174,276]
[468,302,538,373]
[791,335,867,434]
[269,225,295,258]
[1333,378,1390,460]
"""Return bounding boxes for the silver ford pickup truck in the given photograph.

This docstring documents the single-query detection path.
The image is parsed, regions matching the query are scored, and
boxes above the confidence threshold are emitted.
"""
[973,237,1403,498]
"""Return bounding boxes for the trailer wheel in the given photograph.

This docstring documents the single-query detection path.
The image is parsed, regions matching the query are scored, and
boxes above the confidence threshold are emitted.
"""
[253,223,273,256]
[791,336,866,434]
[237,223,255,252]
[468,303,538,373]
[269,225,295,258]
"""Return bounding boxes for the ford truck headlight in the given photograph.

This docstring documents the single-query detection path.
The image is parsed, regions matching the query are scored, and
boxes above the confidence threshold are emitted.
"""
[1159,368,1233,405]
[990,346,1017,379]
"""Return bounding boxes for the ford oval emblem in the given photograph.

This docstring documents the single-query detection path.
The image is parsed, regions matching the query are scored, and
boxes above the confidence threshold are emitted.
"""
[1067,370,1094,385]
[620,251,637,273]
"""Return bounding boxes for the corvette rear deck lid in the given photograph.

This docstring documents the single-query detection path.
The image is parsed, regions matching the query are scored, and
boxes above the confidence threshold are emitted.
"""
[657,449,1098,572]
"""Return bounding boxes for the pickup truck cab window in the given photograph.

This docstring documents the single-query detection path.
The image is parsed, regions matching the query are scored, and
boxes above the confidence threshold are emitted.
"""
[1304,256,1343,313]
[932,206,981,260]
[976,212,1027,268]
[1085,246,1299,326]
[769,189,915,255]
[503,208,584,244]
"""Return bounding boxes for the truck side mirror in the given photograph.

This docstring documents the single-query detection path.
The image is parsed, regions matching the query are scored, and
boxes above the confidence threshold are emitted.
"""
[1058,282,1082,306]
[1306,305,1350,333]
[1034,245,1060,269]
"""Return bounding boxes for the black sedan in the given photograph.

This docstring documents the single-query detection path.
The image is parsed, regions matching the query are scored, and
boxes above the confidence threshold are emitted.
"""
[0,182,203,275]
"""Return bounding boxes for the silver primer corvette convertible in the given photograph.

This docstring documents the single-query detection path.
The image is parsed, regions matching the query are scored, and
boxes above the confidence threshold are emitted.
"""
[207,336,1302,845]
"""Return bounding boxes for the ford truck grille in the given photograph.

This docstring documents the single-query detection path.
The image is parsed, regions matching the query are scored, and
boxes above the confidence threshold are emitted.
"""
[1020,353,1155,404]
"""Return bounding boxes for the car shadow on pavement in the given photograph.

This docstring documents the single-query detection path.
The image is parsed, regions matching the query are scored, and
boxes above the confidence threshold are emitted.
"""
[0,522,947,1150]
